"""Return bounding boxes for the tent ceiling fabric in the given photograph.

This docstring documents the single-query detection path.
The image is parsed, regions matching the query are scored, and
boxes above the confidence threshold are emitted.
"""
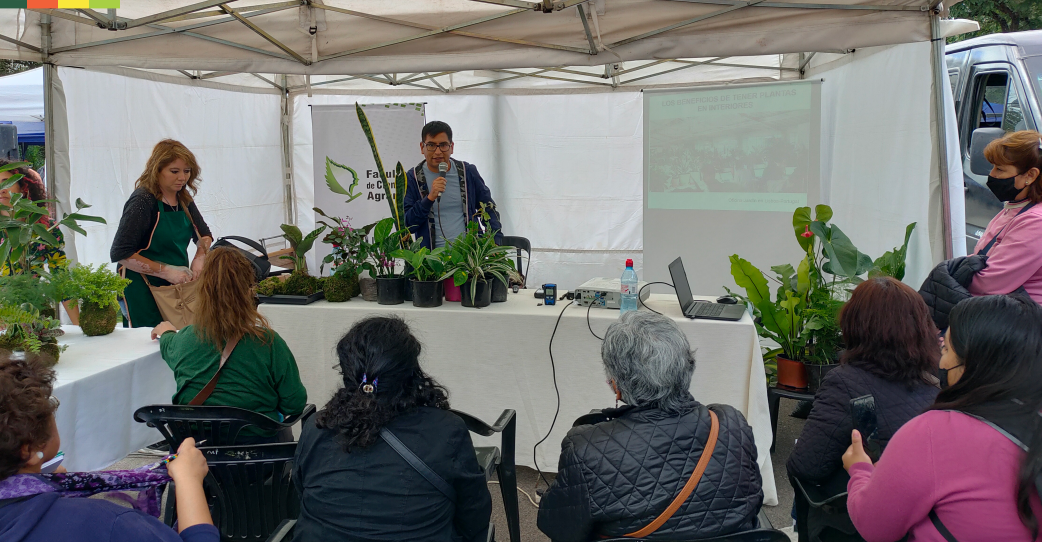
[0,0,959,75]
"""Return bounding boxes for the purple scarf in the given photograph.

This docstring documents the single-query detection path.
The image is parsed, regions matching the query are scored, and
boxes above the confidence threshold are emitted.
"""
[0,463,171,517]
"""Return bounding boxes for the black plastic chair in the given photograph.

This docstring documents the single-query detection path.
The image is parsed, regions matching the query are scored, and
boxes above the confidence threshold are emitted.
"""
[165,443,299,542]
[501,236,531,288]
[452,409,520,542]
[134,404,316,450]
[791,472,864,542]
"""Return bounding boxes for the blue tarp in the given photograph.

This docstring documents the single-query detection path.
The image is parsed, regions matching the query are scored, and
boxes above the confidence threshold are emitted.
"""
[0,121,44,145]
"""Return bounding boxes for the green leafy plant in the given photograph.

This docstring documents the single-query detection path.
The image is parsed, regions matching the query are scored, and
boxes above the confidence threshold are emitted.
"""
[392,246,450,282]
[52,263,131,309]
[0,303,66,359]
[314,207,374,276]
[445,222,516,302]
[359,217,401,278]
[278,223,327,274]
[729,205,916,368]
[356,103,411,250]
[0,272,62,314]
[0,161,106,275]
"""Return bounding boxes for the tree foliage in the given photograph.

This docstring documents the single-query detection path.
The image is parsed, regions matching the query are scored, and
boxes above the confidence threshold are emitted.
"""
[948,0,1042,43]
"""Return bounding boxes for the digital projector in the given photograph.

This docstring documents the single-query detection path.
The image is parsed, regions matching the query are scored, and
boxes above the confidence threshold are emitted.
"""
[575,278,650,309]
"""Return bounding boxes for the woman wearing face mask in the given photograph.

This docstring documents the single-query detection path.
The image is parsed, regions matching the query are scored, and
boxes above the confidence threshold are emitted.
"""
[842,295,1042,541]
[110,140,212,328]
[968,130,1042,302]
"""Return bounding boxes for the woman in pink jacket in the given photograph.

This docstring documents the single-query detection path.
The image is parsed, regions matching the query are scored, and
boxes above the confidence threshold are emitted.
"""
[843,294,1042,542]
[969,130,1042,302]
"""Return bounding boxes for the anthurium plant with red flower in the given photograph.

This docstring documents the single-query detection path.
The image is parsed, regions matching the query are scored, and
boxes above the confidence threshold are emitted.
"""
[728,204,916,372]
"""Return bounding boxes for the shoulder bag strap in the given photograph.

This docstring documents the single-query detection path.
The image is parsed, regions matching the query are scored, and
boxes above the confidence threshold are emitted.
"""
[380,427,457,504]
[929,510,959,542]
[979,202,1037,256]
[625,410,719,538]
[188,335,241,406]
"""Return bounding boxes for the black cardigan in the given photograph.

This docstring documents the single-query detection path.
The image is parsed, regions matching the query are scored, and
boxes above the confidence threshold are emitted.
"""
[292,407,492,542]
[786,364,939,483]
[109,188,211,263]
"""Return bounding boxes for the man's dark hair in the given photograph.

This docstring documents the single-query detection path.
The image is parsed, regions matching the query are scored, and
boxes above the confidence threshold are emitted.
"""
[421,121,452,143]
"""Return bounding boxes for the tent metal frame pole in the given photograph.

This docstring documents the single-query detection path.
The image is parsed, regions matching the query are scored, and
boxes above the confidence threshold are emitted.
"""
[280,74,295,225]
[314,4,590,55]
[455,68,555,90]
[122,0,242,29]
[469,0,541,9]
[620,57,727,84]
[664,0,924,10]
[41,14,55,210]
[162,1,301,23]
[930,12,953,259]
[0,33,41,53]
[487,68,613,86]
[219,3,309,64]
[611,2,764,48]
[576,4,598,55]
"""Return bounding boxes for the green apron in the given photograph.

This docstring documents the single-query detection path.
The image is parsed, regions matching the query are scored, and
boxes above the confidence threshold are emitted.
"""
[122,201,193,328]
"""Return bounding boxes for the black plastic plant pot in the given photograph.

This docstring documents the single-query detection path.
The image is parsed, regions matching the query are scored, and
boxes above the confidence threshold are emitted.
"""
[461,279,492,308]
[412,279,444,308]
[490,275,508,303]
[376,275,406,305]
[402,262,415,302]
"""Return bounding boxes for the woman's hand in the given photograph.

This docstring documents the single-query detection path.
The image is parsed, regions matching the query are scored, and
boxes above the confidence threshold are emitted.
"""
[843,429,874,472]
[167,438,208,487]
[159,265,194,285]
[190,254,205,280]
[151,321,176,340]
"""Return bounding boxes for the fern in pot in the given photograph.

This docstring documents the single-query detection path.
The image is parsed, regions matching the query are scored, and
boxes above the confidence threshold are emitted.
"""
[54,264,131,336]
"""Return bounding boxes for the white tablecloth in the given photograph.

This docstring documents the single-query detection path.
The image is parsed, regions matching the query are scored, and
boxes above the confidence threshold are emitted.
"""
[260,290,778,505]
[53,327,174,472]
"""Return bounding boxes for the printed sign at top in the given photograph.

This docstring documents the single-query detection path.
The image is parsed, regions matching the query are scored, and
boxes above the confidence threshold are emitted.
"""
[1,1,121,8]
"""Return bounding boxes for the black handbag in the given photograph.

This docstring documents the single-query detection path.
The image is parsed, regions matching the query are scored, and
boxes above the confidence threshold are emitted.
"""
[211,236,272,282]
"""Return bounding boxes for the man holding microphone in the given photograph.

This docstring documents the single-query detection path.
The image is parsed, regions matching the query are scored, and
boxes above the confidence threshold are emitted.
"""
[404,121,503,249]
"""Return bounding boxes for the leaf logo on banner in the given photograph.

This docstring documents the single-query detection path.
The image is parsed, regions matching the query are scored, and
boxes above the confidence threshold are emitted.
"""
[325,157,362,203]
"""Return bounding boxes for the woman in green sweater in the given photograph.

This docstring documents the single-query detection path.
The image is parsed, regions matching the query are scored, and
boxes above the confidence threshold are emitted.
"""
[151,247,306,442]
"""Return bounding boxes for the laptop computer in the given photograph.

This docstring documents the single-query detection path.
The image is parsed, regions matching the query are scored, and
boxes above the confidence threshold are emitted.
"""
[668,257,746,321]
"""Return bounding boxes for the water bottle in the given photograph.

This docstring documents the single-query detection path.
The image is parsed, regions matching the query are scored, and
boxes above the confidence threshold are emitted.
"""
[620,259,638,314]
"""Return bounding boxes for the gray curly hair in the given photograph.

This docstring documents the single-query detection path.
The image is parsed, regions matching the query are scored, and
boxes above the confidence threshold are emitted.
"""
[601,311,696,414]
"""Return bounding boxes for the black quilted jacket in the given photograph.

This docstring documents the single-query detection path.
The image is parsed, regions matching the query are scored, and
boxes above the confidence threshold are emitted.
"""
[918,255,987,331]
[786,364,939,483]
[537,398,763,542]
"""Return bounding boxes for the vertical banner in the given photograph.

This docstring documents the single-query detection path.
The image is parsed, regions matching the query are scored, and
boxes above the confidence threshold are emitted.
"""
[310,103,425,273]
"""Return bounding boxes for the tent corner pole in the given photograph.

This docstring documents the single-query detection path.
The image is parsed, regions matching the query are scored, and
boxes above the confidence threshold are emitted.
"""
[280,74,296,226]
[42,14,55,209]
[930,11,953,260]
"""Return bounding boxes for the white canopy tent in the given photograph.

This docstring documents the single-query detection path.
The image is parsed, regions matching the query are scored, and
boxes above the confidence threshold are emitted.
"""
[0,1,974,285]
[0,66,43,123]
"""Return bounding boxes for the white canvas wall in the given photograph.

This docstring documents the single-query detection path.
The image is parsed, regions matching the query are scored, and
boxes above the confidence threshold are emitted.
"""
[60,67,285,269]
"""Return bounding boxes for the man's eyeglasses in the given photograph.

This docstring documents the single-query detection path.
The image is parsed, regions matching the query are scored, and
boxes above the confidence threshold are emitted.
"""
[424,142,452,152]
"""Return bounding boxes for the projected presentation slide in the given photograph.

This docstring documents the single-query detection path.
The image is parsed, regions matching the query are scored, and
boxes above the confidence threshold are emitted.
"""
[646,82,820,212]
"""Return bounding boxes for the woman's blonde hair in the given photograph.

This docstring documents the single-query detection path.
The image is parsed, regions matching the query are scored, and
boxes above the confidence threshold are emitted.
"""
[984,130,1042,203]
[135,139,201,205]
[193,247,271,347]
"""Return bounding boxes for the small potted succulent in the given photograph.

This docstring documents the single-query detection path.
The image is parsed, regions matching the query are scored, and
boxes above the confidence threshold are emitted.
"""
[315,208,372,303]
[0,304,66,366]
[359,218,406,305]
[392,245,450,308]
[53,264,131,336]
[257,224,327,304]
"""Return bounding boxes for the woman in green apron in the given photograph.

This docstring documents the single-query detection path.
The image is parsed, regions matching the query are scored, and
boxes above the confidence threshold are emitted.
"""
[110,140,212,328]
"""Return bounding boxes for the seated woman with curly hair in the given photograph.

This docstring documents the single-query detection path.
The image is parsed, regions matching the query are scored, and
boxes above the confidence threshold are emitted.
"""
[0,354,217,542]
[292,316,492,542]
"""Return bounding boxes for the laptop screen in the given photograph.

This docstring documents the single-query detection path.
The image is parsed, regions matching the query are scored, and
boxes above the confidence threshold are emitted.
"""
[668,257,695,312]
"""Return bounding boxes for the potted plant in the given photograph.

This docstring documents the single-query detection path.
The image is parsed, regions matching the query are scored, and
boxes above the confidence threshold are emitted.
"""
[729,205,916,391]
[359,217,406,305]
[0,304,66,366]
[445,222,515,309]
[392,245,451,308]
[0,273,63,318]
[53,264,131,336]
[315,208,373,303]
[257,224,327,304]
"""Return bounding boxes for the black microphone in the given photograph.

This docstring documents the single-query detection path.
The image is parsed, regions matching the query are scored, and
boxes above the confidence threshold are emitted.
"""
[438,161,448,201]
